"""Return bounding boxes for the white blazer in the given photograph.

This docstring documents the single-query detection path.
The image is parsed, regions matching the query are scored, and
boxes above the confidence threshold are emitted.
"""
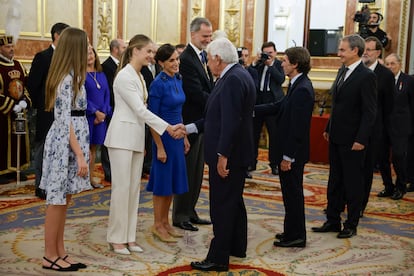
[104,63,168,152]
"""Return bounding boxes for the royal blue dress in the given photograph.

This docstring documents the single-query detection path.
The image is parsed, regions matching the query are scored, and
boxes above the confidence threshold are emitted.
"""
[146,72,188,196]
[85,71,112,145]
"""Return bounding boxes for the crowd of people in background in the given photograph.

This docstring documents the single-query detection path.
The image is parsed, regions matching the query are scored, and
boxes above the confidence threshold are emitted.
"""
[0,8,413,272]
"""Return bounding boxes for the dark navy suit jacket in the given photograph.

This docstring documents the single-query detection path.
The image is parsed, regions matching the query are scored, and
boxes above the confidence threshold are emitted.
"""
[203,64,256,168]
[27,45,54,142]
[255,74,315,164]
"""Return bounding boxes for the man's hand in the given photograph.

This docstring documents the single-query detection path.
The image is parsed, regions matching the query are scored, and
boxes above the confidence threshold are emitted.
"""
[323,131,329,142]
[280,160,291,171]
[217,155,229,178]
[352,142,365,151]
[167,123,186,139]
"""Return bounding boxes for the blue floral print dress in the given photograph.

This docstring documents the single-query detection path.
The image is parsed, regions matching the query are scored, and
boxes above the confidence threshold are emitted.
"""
[40,73,92,205]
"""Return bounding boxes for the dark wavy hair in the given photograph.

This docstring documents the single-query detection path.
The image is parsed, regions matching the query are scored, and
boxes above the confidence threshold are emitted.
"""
[285,47,311,75]
[154,43,177,63]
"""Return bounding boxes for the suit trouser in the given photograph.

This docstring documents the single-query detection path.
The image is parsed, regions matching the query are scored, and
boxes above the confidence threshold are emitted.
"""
[378,134,408,192]
[173,134,204,223]
[407,134,414,184]
[107,148,143,244]
[326,142,365,229]
[279,162,306,241]
[100,145,111,180]
[253,92,277,168]
[362,134,384,211]
[34,141,45,188]
[207,164,247,265]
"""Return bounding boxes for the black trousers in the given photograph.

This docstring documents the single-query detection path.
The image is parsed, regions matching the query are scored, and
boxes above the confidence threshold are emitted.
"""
[253,91,277,168]
[279,162,306,241]
[206,164,247,265]
[378,134,408,192]
[173,134,204,223]
[326,142,365,229]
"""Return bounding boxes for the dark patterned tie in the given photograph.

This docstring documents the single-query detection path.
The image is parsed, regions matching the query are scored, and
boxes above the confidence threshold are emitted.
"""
[337,67,349,89]
[263,67,270,91]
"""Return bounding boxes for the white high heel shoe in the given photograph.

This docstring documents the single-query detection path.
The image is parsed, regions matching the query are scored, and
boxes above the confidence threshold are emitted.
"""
[108,243,130,255]
[128,245,144,253]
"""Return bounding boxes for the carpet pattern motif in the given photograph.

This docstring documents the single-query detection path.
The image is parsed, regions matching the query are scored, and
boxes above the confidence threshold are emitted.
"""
[0,154,413,275]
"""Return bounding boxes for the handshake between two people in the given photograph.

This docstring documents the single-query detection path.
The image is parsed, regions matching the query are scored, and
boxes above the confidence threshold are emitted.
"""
[166,123,187,139]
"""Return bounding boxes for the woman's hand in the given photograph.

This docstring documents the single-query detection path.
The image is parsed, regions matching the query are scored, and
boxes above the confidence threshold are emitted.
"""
[76,154,88,177]
[157,148,167,163]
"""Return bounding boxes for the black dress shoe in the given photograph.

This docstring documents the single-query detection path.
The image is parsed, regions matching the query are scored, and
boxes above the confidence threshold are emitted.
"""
[377,189,394,197]
[311,222,341,232]
[245,171,252,179]
[407,183,414,192]
[230,252,246,258]
[35,188,47,200]
[391,189,404,200]
[337,228,357,238]
[271,167,279,175]
[273,238,306,248]
[173,221,198,231]
[190,217,211,225]
[275,232,284,240]
[190,259,229,272]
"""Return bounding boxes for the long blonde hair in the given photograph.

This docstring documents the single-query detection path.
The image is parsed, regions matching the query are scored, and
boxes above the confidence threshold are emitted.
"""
[45,27,88,111]
[118,34,152,72]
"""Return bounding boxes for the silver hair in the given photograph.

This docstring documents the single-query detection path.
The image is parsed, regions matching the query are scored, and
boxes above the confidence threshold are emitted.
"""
[206,37,238,64]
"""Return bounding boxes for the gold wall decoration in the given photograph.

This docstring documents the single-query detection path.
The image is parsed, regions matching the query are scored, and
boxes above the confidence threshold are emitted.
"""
[191,0,205,19]
[398,0,409,68]
[220,0,244,46]
[96,0,112,51]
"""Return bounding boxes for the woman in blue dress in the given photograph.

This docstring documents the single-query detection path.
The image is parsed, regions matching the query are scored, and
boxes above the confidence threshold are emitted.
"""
[85,46,112,188]
[40,27,90,272]
[147,44,190,242]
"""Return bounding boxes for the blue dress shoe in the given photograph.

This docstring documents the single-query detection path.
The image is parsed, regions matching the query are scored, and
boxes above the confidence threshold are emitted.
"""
[311,222,341,232]
[273,238,306,248]
[190,259,229,271]
[337,228,357,238]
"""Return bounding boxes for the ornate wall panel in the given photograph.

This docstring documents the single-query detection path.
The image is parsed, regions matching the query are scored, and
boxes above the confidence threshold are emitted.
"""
[44,0,83,36]
[0,0,41,37]
[154,0,181,44]
[123,0,153,41]
[190,0,206,20]
[93,0,117,53]
[219,0,244,46]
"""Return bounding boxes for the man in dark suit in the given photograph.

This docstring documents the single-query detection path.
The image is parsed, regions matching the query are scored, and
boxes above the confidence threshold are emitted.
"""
[250,41,285,175]
[255,47,315,247]
[27,22,69,199]
[172,17,213,231]
[361,36,394,213]
[382,53,414,198]
[190,37,256,272]
[312,34,377,239]
[101,38,126,182]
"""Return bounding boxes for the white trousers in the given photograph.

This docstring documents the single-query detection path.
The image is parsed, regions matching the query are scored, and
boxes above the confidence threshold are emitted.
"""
[106,148,143,244]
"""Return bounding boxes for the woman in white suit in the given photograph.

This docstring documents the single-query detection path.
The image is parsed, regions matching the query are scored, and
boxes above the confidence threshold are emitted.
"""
[104,34,185,255]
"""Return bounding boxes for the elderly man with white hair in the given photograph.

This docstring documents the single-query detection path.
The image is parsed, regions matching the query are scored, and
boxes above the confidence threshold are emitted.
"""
[189,37,256,272]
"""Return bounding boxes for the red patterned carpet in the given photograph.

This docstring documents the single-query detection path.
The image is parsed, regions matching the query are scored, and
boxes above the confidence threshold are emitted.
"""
[0,149,413,275]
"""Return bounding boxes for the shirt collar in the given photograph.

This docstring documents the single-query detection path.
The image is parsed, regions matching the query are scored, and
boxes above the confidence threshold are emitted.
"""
[290,73,303,85]
[189,42,204,60]
[219,63,237,79]
[368,60,379,71]
[110,55,120,65]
